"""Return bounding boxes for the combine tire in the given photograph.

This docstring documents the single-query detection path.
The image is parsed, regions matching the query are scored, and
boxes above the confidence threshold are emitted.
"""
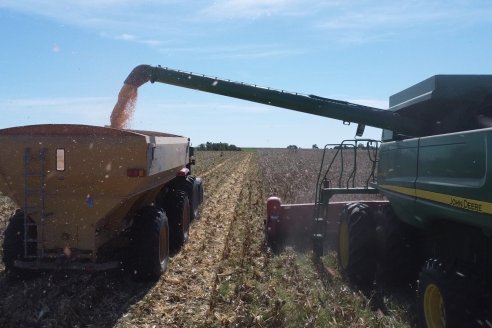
[2,210,36,279]
[165,191,191,250]
[417,259,474,328]
[337,203,377,289]
[128,206,169,282]
[374,205,423,286]
[265,222,284,254]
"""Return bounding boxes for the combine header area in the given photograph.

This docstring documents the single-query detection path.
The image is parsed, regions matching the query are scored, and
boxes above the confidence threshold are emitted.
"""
[266,139,384,254]
[1,124,203,281]
[124,64,492,327]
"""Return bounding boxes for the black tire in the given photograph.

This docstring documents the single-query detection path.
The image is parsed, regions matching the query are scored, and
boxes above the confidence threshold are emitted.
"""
[184,175,202,222]
[2,210,37,279]
[417,259,474,328]
[265,219,284,254]
[337,203,377,289]
[165,191,191,250]
[267,237,283,254]
[128,206,169,282]
[374,205,423,286]
[184,176,196,221]
[195,177,204,204]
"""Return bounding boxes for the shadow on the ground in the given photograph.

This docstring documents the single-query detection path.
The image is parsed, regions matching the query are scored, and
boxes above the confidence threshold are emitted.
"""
[0,267,156,328]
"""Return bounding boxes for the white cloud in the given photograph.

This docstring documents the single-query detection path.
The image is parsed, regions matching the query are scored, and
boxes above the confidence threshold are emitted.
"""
[315,1,492,35]
[2,0,491,48]
[199,0,312,19]
[106,33,162,47]
[0,97,114,127]
[158,43,305,59]
[115,33,135,41]
[0,97,110,108]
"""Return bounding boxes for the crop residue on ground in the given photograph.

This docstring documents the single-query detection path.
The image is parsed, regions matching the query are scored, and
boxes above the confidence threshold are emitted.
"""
[0,150,413,327]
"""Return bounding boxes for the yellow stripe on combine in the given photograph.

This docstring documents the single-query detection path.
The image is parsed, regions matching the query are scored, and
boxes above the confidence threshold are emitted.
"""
[379,184,492,215]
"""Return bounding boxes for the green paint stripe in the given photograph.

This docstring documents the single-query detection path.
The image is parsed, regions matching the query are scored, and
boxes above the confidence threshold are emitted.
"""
[379,184,492,215]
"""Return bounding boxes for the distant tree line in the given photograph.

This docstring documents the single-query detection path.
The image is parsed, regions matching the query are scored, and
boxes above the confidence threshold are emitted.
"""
[333,143,377,150]
[197,142,241,151]
[286,145,321,149]
[284,143,377,150]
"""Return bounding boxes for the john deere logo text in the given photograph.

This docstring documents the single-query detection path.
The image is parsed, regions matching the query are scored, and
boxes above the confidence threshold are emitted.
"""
[450,197,483,213]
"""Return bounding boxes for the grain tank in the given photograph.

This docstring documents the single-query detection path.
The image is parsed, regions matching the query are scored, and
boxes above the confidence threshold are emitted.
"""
[126,64,492,327]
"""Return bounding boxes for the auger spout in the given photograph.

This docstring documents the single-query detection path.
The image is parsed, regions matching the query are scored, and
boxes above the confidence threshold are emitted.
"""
[122,64,425,136]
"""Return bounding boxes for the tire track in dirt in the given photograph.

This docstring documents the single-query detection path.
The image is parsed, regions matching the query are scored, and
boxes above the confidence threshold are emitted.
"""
[205,153,277,326]
[116,153,253,327]
[199,155,236,178]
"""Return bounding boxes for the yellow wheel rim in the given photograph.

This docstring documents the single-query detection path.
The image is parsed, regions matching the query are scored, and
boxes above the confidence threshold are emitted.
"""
[339,221,349,269]
[424,283,446,328]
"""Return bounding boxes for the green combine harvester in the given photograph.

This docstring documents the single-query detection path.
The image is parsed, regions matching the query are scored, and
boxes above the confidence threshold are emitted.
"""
[120,64,492,327]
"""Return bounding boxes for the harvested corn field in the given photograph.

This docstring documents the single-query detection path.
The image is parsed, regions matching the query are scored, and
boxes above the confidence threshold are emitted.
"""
[0,150,413,327]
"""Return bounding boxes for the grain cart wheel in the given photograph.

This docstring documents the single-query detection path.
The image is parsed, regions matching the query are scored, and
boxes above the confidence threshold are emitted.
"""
[337,203,377,289]
[183,175,202,221]
[128,206,169,282]
[417,259,472,328]
[2,210,36,279]
[197,177,204,204]
[165,191,191,250]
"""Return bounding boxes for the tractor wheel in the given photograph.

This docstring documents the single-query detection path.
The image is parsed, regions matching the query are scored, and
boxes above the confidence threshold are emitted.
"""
[2,210,37,279]
[128,206,169,282]
[374,205,423,286]
[165,190,191,250]
[337,203,377,289]
[417,259,474,328]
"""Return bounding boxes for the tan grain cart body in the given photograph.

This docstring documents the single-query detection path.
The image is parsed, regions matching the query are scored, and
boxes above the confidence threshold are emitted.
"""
[0,124,189,268]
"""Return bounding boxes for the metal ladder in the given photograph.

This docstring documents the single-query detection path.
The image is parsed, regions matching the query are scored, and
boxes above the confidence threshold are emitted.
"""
[312,140,380,256]
[23,147,47,259]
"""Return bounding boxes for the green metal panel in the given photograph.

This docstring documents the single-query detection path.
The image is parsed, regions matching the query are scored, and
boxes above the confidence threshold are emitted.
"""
[378,139,419,186]
[390,75,492,111]
[389,75,492,137]
[376,128,492,232]
[377,139,419,226]
[414,129,492,231]
[418,131,486,185]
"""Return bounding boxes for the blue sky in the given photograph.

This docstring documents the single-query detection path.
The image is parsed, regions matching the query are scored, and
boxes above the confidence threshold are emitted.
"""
[1,0,491,148]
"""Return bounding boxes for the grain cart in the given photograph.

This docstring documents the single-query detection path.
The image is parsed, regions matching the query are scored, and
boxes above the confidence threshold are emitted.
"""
[1,124,203,281]
[121,64,492,327]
